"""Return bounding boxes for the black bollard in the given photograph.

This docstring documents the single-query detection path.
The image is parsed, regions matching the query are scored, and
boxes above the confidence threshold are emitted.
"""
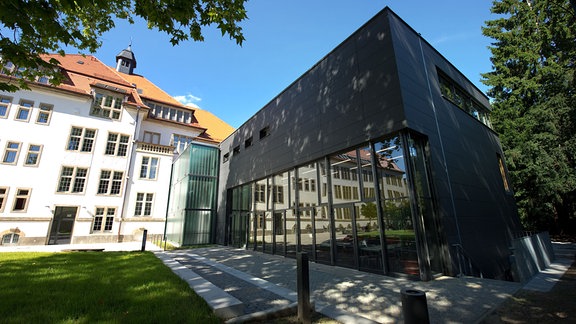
[141,229,148,251]
[401,288,430,324]
[297,252,311,324]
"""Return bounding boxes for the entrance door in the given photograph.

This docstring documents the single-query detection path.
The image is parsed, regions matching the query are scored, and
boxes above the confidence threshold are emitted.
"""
[48,206,78,245]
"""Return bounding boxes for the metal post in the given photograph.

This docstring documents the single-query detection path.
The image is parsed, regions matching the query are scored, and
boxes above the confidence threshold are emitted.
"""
[141,229,148,252]
[297,252,311,324]
[401,288,430,324]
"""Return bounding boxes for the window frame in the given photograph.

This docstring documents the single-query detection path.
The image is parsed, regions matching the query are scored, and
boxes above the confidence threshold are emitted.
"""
[36,103,53,125]
[134,192,154,216]
[92,207,116,233]
[66,126,97,153]
[143,131,160,144]
[0,187,9,212]
[105,132,130,156]
[139,156,159,180]
[172,133,193,153]
[56,166,89,194]
[91,92,123,120]
[24,144,43,167]
[2,141,21,165]
[12,188,31,212]
[14,99,33,122]
[97,170,124,195]
[0,95,12,118]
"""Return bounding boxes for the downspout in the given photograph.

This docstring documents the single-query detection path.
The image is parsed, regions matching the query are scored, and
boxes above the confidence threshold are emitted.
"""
[117,105,141,242]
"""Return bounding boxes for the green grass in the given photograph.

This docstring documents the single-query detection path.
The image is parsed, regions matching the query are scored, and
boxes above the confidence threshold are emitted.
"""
[0,251,221,324]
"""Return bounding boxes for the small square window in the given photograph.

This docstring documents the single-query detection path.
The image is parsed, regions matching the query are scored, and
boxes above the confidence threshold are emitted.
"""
[233,146,240,156]
[223,153,230,163]
[259,126,270,140]
[36,103,53,125]
[0,96,12,118]
[244,137,253,148]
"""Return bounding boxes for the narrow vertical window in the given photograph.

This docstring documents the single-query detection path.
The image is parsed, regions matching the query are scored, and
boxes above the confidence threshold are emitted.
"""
[0,187,8,212]
[24,144,42,166]
[2,141,21,164]
[497,154,511,193]
[12,188,31,212]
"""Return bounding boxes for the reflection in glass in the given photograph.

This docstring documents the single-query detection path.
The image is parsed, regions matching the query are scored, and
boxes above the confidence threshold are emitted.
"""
[375,136,419,276]
[314,206,331,263]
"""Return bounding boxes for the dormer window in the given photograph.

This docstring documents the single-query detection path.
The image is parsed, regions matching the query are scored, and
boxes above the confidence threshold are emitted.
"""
[91,92,123,120]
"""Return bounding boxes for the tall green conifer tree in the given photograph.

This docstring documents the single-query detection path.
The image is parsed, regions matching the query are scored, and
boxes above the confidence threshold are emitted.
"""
[482,0,576,234]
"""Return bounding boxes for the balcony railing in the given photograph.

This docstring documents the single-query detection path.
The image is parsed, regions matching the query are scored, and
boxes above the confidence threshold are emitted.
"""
[135,142,174,155]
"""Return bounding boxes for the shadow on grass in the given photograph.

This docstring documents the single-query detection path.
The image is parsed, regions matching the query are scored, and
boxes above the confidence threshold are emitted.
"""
[0,252,220,323]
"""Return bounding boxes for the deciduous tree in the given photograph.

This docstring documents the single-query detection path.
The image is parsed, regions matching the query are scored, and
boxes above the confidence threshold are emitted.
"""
[0,0,247,91]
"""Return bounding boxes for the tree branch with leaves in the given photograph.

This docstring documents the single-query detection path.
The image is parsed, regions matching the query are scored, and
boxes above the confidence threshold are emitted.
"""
[0,0,247,91]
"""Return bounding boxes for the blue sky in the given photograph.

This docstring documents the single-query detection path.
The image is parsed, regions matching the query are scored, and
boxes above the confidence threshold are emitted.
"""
[87,1,496,128]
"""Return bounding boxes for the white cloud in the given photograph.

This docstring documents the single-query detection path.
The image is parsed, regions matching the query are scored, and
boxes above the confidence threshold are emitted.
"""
[174,94,202,108]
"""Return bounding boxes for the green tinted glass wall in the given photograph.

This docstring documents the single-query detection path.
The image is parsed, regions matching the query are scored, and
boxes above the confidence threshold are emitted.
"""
[166,143,219,245]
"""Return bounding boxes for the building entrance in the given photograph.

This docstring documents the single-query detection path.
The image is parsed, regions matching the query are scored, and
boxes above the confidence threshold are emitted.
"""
[48,206,77,245]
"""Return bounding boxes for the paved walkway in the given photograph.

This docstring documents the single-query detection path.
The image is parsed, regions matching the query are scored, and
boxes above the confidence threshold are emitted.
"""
[157,247,526,324]
[2,241,574,323]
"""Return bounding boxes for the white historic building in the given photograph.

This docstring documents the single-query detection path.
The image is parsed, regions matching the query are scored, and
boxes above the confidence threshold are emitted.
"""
[0,47,233,245]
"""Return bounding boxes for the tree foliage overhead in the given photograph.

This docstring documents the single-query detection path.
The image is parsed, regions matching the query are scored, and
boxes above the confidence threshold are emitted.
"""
[482,0,576,234]
[0,0,247,91]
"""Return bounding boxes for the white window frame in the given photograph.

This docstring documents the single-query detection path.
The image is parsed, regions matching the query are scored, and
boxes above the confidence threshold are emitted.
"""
[139,156,159,180]
[91,92,123,120]
[0,96,12,118]
[2,141,21,165]
[36,103,53,125]
[134,193,154,216]
[24,144,43,167]
[57,166,89,194]
[15,99,33,122]
[0,187,8,212]
[97,170,124,195]
[66,126,97,152]
[105,132,130,156]
[12,188,31,212]
[92,207,116,232]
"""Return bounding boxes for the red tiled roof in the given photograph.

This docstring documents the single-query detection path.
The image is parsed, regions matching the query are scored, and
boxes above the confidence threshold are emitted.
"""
[35,53,234,144]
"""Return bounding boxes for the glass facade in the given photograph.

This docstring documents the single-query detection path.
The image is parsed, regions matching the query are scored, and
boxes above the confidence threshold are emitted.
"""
[166,143,219,246]
[226,131,445,279]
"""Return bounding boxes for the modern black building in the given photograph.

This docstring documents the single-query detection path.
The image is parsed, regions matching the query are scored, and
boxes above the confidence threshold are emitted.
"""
[177,7,522,281]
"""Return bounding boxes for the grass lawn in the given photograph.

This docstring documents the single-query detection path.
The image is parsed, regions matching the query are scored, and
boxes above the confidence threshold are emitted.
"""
[0,251,220,323]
